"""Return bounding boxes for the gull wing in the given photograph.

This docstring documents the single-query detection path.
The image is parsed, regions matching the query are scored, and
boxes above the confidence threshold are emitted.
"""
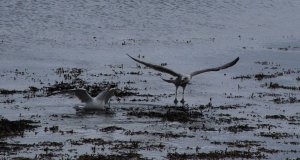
[95,88,116,104]
[127,54,181,77]
[55,89,93,103]
[190,57,239,77]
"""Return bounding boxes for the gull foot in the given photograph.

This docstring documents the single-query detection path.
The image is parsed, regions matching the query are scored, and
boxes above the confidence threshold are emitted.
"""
[174,98,178,104]
[180,99,185,104]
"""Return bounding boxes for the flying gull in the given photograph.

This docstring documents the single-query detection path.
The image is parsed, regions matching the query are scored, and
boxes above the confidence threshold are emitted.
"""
[127,54,239,104]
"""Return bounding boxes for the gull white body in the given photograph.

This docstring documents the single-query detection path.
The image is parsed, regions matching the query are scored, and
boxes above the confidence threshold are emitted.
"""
[54,88,118,110]
[84,98,106,110]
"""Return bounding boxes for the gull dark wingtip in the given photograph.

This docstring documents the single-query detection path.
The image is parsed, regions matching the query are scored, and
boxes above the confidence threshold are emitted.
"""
[126,54,134,58]
[126,54,138,61]
[127,54,145,66]
[232,57,239,65]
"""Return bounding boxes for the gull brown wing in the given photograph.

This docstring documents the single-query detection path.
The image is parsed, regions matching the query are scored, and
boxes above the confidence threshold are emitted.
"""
[190,57,239,77]
[127,54,181,77]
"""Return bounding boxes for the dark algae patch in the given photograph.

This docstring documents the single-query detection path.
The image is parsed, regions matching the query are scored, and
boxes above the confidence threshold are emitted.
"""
[0,89,25,95]
[127,106,203,122]
[232,75,252,80]
[0,119,39,156]
[211,140,263,148]
[256,132,294,139]
[81,138,112,145]
[167,150,265,159]
[78,152,144,160]
[273,97,300,104]
[268,82,300,90]
[0,118,39,138]
[225,124,256,133]
[266,115,287,120]
[100,126,125,132]
[0,141,34,156]
[125,130,194,138]
[254,73,276,80]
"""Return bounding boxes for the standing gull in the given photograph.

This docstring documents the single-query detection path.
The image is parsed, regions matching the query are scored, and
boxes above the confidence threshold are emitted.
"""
[127,54,239,104]
[53,87,120,111]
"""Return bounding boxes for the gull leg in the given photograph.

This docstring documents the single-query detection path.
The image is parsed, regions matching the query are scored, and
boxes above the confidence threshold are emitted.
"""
[180,87,185,104]
[174,86,178,104]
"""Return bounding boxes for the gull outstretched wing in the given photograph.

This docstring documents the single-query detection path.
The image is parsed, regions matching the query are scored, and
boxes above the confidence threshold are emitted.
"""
[96,88,118,104]
[54,89,93,103]
[127,54,181,77]
[190,57,239,77]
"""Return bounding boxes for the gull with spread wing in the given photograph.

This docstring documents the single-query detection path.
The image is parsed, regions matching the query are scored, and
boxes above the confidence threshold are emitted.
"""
[127,54,239,104]
[52,86,121,111]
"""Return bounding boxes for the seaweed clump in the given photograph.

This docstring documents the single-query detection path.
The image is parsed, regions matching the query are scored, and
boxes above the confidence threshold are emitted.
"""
[127,106,203,123]
[78,152,144,160]
[266,115,287,120]
[225,124,256,133]
[273,97,300,104]
[100,126,125,132]
[167,150,265,159]
[268,82,300,90]
[0,118,39,138]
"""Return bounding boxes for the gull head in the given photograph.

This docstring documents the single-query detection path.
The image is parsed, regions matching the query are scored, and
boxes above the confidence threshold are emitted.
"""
[180,75,191,84]
[182,77,189,82]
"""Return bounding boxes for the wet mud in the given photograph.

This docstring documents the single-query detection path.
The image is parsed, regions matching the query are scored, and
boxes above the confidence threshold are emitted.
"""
[0,57,299,159]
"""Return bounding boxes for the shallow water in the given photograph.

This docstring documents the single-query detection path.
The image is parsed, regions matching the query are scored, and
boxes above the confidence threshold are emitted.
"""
[1,0,300,159]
